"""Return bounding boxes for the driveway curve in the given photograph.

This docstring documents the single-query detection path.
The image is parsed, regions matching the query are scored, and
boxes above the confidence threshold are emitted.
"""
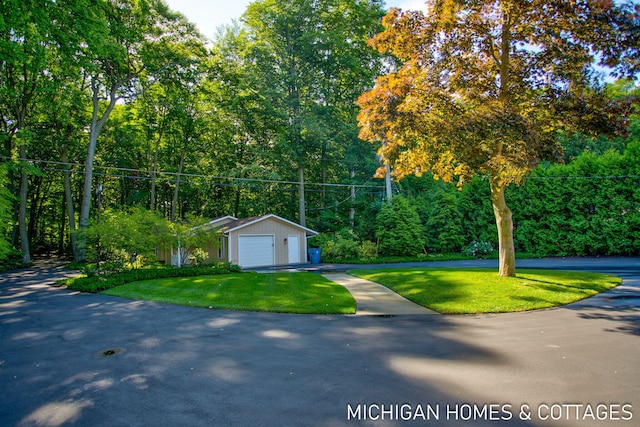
[1,258,638,426]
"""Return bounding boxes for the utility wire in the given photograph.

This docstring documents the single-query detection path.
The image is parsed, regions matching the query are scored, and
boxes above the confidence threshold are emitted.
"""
[4,157,386,189]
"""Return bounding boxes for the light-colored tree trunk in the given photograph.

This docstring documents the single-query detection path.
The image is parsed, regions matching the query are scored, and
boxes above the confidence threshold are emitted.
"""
[492,13,516,278]
[171,140,187,222]
[385,163,393,202]
[149,123,165,211]
[490,180,516,277]
[349,169,356,228]
[18,145,31,264]
[298,164,306,227]
[77,80,118,262]
[149,142,159,211]
[61,147,79,261]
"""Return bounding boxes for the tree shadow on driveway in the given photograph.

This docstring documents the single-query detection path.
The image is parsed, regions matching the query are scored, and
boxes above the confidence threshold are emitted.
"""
[0,264,542,426]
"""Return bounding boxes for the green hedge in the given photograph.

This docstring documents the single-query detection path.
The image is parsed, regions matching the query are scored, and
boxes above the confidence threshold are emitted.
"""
[508,147,640,257]
[394,140,640,259]
[61,263,242,293]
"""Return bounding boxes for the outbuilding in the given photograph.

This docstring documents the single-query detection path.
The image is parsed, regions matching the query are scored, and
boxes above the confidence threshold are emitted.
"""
[218,215,318,268]
[163,214,318,268]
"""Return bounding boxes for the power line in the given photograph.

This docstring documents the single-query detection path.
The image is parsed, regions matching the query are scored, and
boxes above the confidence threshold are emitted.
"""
[8,157,639,185]
[5,157,386,189]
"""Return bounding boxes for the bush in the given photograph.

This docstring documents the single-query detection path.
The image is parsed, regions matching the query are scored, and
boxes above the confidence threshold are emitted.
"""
[0,250,26,272]
[359,240,378,260]
[310,229,378,262]
[189,248,209,266]
[425,191,465,253]
[61,262,242,293]
[509,146,640,257]
[375,196,425,257]
[463,241,495,258]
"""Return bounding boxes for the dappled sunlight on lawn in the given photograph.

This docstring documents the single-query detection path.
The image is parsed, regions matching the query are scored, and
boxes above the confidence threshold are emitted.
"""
[350,268,621,314]
[102,272,356,314]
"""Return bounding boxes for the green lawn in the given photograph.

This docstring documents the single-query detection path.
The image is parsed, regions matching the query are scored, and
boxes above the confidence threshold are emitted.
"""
[349,268,621,314]
[102,272,356,314]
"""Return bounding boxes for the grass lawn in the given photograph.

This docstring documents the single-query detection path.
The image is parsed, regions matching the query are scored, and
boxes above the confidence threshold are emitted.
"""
[102,272,356,314]
[349,268,621,314]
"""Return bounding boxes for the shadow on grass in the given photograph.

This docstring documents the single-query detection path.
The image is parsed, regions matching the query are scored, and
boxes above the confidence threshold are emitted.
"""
[0,262,543,426]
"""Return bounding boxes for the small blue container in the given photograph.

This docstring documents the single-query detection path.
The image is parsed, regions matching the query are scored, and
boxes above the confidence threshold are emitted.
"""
[308,248,321,264]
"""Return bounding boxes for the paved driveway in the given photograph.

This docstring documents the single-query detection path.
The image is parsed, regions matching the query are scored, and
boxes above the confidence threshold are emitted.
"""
[1,258,638,426]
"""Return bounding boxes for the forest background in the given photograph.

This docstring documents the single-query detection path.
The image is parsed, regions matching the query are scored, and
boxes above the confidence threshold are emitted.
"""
[1,0,639,269]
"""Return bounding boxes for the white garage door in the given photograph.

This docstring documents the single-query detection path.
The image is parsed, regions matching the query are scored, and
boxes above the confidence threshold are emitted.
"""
[238,235,275,267]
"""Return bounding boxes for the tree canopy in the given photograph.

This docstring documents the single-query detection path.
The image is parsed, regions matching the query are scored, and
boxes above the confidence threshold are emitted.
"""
[0,0,638,270]
[357,0,639,276]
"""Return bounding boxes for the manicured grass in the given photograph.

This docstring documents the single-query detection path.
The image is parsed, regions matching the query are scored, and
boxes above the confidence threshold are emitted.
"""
[102,272,356,314]
[349,268,621,314]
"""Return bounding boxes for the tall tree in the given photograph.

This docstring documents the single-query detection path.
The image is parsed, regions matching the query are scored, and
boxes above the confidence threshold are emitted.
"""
[357,1,638,276]
[0,0,99,263]
[242,0,387,227]
[75,0,204,261]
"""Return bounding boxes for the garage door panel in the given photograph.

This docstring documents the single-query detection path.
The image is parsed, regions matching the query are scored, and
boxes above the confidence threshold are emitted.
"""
[238,235,274,267]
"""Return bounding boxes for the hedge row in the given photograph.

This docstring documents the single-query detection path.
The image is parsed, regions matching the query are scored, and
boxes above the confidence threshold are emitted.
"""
[61,262,242,293]
[388,142,640,259]
[509,147,640,257]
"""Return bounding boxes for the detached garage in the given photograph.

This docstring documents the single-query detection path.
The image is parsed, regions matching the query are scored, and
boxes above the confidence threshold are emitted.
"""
[160,214,317,268]
[218,215,318,268]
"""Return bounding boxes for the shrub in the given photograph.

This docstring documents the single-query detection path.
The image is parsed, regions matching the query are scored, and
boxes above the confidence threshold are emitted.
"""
[375,196,425,257]
[189,248,209,266]
[61,262,242,293]
[359,240,378,259]
[0,249,25,272]
[425,191,465,253]
[310,229,378,261]
[0,166,13,262]
[463,241,495,258]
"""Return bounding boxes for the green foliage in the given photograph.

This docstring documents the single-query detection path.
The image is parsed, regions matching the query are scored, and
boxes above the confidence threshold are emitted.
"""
[61,262,242,293]
[358,240,379,260]
[462,241,495,258]
[375,196,425,257]
[0,249,24,272]
[86,206,168,268]
[509,144,640,257]
[311,228,378,262]
[84,207,220,271]
[424,191,465,253]
[458,177,497,246]
[0,165,14,261]
[1,0,636,268]
[188,248,209,266]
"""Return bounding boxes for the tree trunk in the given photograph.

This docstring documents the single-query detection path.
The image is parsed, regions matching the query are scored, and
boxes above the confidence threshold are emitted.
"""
[149,123,164,211]
[149,144,158,211]
[490,180,516,277]
[298,163,306,227]
[349,169,356,228]
[77,81,118,262]
[18,145,31,264]
[385,163,393,202]
[61,148,79,261]
[320,142,327,210]
[171,140,187,222]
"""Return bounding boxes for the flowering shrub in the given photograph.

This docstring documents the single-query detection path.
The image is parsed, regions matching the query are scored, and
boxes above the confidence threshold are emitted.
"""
[463,241,494,257]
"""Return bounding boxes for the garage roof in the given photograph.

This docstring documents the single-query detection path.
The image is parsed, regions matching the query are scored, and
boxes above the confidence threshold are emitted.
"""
[218,214,318,236]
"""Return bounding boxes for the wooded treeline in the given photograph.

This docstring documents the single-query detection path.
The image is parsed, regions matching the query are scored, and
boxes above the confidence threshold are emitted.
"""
[1,0,639,267]
[1,0,388,265]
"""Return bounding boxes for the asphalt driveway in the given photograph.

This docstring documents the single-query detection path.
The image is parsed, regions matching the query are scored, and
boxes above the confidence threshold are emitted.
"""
[1,258,638,426]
